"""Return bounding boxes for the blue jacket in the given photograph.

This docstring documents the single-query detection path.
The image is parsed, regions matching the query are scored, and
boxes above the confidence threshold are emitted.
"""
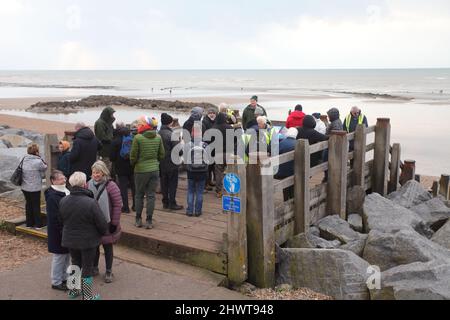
[274,137,297,179]
[45,187,69,254]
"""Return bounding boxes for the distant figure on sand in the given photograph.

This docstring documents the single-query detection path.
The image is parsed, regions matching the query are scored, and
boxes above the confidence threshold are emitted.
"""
[70,123,100,179]
[45,170,70,292]
[242,96,267,130]
[21,143,48,229]
[286,104,306,128]
[95,107,116,172]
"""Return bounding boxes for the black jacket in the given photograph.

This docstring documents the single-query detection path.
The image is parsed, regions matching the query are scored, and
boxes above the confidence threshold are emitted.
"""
[183,115,206,142]
[159,125,180,172]
[297,115,329,167]
[59,186,108,250]
[45,187,69,254]
[212,112,233,159]
[110,127,133,176]
[69,127,101,178]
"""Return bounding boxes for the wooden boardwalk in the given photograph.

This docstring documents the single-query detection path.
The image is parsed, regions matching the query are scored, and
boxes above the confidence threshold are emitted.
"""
[119,173,229,275]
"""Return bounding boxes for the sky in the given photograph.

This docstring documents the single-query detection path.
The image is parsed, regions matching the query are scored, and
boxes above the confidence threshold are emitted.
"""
[1,0,450,70]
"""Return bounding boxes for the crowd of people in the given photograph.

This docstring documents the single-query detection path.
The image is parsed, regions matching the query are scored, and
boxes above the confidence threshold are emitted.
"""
[16,95,368,299]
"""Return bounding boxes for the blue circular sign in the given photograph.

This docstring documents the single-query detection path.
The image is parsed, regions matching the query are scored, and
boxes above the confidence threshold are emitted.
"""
[224,173,241,194]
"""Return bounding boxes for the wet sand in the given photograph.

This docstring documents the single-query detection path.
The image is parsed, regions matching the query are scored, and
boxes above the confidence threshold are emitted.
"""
[0,96,81,110]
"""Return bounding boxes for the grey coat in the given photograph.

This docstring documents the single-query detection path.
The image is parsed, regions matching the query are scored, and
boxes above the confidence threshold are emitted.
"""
[21,155,47,192]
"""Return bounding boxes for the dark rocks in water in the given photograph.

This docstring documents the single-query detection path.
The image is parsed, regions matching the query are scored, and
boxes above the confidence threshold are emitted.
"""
[26,95,217,114]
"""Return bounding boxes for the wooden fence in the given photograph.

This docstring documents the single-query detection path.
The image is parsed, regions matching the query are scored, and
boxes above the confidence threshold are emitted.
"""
[226,118,403,288]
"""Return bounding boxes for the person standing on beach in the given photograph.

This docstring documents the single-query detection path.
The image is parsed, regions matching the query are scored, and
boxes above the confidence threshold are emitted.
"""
[95,107,116,172]
[110,123,136,213]
[212,112,233,198]
[70,122,101,179]
[87,161,123,284]
[60,172,108,300]
[159,113,183,211]
[57,140,71,179]
[45,170,70,291]
[203,107,218,190]
[21,143,48,229]
[286,104,306,128]
[130,116,165,229]
[242,96,267,130]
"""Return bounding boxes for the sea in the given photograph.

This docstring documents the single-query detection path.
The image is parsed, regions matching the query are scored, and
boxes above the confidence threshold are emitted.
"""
[0,69,449,176]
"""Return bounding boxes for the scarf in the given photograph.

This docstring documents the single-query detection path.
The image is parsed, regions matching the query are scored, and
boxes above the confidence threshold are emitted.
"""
[87,179,111,224]
[51,185,70,196]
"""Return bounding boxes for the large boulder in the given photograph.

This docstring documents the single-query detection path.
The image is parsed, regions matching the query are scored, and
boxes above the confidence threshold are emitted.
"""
[315,215,363,244]
[347,186,366,215]
[362,229,450,271]
[340,235,368,257]
[363,193,425,234]
[348,214,363,233]
[286,231,341,249]
[370,260,450,300]
[432,220,450,249]
[0,134,32,148]
[388,180,432,208]
[276,248,370,300]
[0,188,24,201]
[410,198,450,231]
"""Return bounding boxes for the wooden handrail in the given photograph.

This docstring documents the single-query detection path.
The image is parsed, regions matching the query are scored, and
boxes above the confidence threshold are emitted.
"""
[309,140,329,154]
[310,162,328,176]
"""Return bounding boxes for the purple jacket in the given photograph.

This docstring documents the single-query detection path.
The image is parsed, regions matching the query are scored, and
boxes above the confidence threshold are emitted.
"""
[102,181,123,245]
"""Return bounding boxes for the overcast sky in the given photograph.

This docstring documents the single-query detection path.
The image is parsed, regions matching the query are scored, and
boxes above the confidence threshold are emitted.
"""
[1,0,449,69]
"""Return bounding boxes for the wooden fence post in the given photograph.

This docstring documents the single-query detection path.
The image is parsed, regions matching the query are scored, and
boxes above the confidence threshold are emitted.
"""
[226,160,248,286]
[294,139,310,234]
[353,125,367,187]
[327,131,348,219]
[44,134,59,187]
[439,174,450,200]
[373,118,391,196]
[388,143,401,194]
[246,157,275,288]
[432,181,439,198]
[400,160,416,185]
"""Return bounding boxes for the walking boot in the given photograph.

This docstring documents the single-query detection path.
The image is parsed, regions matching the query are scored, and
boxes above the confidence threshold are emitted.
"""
[135,217,143,228]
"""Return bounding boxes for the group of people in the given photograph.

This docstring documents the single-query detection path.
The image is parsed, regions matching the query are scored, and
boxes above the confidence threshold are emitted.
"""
[16,95,368,300]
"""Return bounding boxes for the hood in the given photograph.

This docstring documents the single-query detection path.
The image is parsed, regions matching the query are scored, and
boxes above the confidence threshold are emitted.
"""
[75,127,95,140]
[100,107,116,123]
[191,107,204,119]
[215,112,227,125]
[303,115,317,129]
[290,110,305,120]
[327,108,340,122]
[69,186,94,198]
[142,130,157,139]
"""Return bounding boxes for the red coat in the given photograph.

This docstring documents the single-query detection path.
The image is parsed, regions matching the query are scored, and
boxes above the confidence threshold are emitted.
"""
[102,181,123,245]
[286,111,306,128]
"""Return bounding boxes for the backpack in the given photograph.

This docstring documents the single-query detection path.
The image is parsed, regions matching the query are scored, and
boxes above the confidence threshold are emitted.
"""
[187,144,208,173]
[120,135,133,159]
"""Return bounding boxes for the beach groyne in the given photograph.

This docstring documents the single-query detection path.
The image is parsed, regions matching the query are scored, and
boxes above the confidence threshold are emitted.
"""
[26,95,217,114]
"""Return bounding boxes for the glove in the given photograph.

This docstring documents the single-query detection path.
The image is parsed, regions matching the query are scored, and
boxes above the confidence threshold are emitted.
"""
[109,224,117,234]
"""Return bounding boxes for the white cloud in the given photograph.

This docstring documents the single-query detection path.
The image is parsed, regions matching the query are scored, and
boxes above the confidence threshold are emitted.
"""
[131,49,160,69]
[0,0,25,16]
[58,41,97,69]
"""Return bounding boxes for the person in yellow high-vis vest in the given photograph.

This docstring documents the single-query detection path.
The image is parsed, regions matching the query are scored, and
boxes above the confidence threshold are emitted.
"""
[343,106,368,133]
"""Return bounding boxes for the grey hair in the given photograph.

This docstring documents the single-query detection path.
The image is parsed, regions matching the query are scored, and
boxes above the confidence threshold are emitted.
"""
[116,121,125,129]
[91,160,111,178]
[69,172,87,188]
[219,103,229,112]
[75,122,86,131]
[256,116,268,125]
[351,106,360,113]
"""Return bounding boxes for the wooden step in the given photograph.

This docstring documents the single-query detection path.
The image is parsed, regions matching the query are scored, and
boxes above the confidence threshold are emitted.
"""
[15,224,48,240]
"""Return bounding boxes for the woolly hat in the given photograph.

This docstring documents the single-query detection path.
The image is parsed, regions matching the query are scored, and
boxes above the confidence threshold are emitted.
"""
[251,95,258,101]
[161,113,173,126]
[59,140,71,152]
[312,113,321,120]
[137,115,158,133]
